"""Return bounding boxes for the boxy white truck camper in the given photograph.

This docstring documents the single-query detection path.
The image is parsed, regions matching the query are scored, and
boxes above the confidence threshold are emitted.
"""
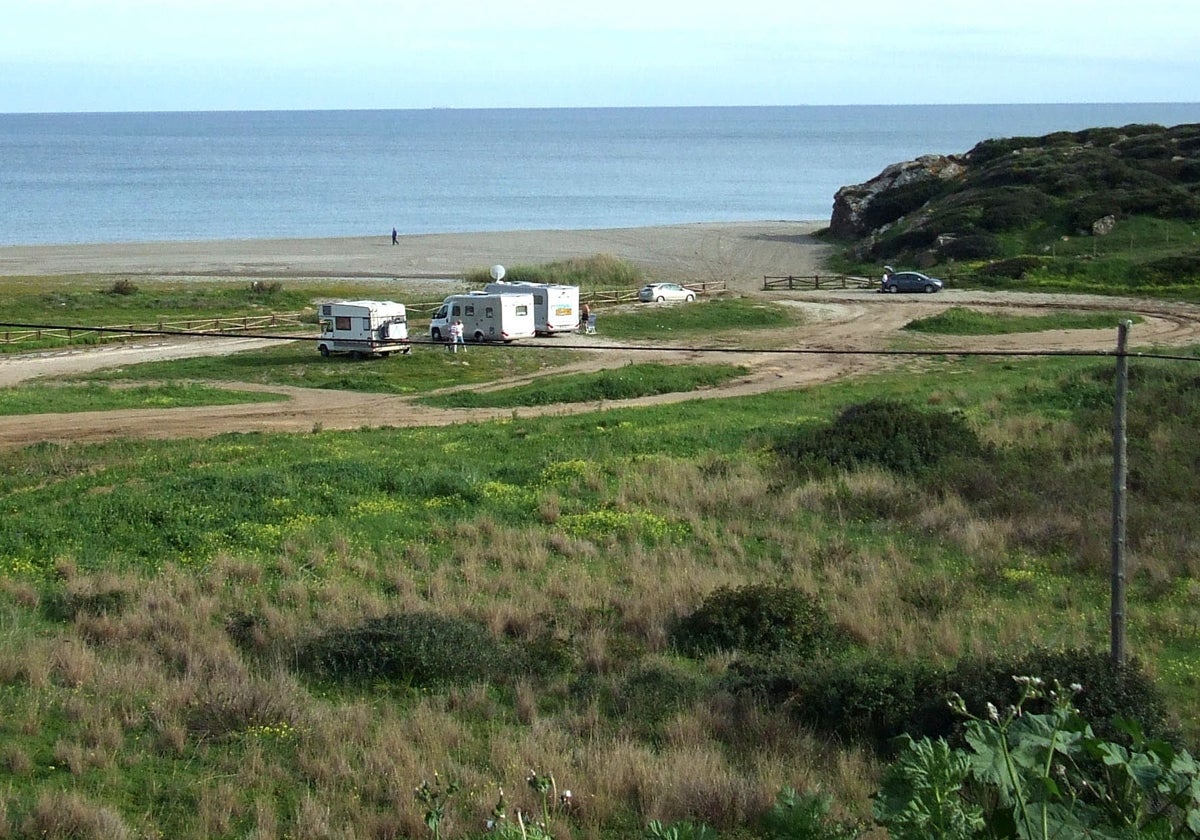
[484,281,579,335]
[429,293,536,343]
[317,300,410,358]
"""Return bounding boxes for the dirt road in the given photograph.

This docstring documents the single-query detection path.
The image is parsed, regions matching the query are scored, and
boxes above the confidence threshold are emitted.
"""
[2,223,1198,449]
[2,288,1198,451]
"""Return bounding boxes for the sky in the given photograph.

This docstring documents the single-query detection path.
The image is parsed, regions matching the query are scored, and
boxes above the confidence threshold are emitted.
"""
[3,0,1198,113]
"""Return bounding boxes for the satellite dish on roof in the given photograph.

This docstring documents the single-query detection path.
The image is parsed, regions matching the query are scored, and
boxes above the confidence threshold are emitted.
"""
[490,264,506,281]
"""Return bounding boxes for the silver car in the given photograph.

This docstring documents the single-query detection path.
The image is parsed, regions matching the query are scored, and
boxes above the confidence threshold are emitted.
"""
[881,271,943,294]
[638,282,697,302]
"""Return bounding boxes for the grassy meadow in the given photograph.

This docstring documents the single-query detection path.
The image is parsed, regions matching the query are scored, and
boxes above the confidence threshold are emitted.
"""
[1,276,1199,838]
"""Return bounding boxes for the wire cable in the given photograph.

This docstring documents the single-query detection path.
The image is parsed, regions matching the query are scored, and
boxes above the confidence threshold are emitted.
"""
[1,321,1198,363]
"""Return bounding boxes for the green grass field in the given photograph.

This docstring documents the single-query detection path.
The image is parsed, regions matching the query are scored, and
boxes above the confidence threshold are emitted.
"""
[2,273,1199,838]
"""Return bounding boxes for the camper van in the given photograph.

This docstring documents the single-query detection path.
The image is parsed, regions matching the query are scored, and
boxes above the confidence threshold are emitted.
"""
[316,300,410,358]
[484,281,579,335]
[429,293,536,343]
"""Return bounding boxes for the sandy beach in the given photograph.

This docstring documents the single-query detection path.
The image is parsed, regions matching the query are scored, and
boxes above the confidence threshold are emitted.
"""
[0,221,830,290]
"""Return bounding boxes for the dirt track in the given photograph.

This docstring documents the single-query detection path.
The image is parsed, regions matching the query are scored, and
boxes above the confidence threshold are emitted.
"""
[2,223,1199,450]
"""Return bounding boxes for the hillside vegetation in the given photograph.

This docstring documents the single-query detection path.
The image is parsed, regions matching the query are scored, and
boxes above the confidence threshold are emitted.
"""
[828,123,1200,297]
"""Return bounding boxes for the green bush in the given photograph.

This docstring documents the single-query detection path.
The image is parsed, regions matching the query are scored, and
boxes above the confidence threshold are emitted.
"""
[742,657,947,752]
[466,254,644,290]
[976,186,1054,231]
[42,587,130,622]
[861,179,946,231]
[295,612,526,687]
[603,663,709,727]
[1132,251,1200,285]
[726,647,1168,754]
[871,228,938,259]
[947,648,1169,744]
[671,583,840,658]
[775,399,983,478]
[975,256,1044,280]
[938,233,1002,260]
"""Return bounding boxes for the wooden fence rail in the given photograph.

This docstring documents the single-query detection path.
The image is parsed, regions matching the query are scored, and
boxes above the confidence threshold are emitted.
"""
[0,312,312,347]
[3,280,733,347]
[762,274,872,291]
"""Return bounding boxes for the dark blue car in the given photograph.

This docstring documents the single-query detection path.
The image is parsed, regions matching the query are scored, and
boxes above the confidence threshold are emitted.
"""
[881,270,943,293]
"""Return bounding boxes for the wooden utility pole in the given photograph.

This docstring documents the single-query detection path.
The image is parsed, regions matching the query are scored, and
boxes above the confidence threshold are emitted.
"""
[1110,321,1131,666]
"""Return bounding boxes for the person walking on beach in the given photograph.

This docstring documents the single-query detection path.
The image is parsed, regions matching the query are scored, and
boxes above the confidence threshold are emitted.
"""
[392,227,398,245]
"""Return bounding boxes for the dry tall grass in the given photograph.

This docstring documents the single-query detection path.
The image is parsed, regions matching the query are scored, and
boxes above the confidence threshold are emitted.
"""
[4,399,1173,836]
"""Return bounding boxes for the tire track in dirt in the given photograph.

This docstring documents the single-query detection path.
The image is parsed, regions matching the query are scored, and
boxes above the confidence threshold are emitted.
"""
[1,291,1197,450]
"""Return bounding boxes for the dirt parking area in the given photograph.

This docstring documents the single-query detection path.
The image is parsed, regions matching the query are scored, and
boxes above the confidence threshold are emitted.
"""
[2,224,1198,449]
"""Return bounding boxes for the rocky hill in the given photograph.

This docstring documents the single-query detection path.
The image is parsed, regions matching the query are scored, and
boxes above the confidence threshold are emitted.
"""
[829,123,1200,269]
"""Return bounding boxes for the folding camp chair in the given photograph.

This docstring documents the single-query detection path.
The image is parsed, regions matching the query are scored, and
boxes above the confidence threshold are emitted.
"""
[584,313,597,335]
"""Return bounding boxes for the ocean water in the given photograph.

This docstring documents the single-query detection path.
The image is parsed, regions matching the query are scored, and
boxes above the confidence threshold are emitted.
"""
[2,103,1199,247]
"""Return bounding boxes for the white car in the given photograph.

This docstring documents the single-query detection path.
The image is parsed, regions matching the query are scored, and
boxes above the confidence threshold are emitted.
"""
[638,282,697,303]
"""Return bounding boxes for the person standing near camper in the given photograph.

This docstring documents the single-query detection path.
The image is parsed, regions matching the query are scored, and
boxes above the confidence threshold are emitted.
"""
[449,319,465,353]
[579,301,590,331]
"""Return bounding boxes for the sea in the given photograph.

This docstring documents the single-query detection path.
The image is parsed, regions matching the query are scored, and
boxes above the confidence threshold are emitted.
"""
[2,103,1200,247]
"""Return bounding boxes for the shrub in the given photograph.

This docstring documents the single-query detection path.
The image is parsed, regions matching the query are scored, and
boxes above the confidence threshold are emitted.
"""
[938,233,1001,260]
[603,662,709,730]
[294,612,526,687]
[42,587,130,622]
[671,583,840,658]
[861,179,947,231]
[783,658,948,752]
[975,256,1044,280]
[947,648,1169,744]
[871,228,938,258]
[107,278,138,295]
[975,186,1054,231]
[775,399,983,478]
[249,280,282,295]
[726,647,1168,754]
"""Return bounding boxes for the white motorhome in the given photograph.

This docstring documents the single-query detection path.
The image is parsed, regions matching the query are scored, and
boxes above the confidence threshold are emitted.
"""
[429,293,536,343]
[316,300,410,358]
[484,281,579,335]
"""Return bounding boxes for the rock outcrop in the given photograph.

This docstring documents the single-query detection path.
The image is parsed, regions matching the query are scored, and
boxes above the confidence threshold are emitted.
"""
[830,155,967,238]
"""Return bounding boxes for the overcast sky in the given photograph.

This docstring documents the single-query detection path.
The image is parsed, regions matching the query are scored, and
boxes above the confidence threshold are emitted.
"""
[3,0,1198,113]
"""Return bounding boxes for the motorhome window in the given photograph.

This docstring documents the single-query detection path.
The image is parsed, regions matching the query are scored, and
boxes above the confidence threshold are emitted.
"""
[534,294,544,305]
[452,305,461,317]
[334,316,352,330]
[465,305,475,316]
[515,305,528,316]
[361,318,370,330]
[485,307,494,318]
[321,305,332,316]
[435,306,447,319]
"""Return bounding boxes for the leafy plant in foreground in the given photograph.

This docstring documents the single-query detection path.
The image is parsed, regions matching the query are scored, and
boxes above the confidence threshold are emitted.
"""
[760,786,862,839]
[873,677,1200,839]
[415,772,461,840]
